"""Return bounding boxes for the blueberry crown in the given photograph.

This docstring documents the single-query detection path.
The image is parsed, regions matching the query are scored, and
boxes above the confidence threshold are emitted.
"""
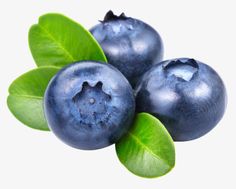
[102,10,128,22]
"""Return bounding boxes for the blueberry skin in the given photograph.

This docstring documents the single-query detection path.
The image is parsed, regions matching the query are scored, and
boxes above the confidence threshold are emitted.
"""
[135,58,227,141]
[90,11,164,87]
[44,61,135,150]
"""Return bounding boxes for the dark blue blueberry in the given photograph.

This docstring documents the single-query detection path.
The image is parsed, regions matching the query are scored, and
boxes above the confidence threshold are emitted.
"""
[135,58,227,141]
[90,11,164,87]
[44,61,135,150]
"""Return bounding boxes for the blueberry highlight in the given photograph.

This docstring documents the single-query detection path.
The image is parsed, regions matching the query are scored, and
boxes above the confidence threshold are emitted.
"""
[135,58,227,141]
[44,61,135,150]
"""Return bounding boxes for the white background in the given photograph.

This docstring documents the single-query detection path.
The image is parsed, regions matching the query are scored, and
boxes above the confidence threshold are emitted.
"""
[0,0,235,188]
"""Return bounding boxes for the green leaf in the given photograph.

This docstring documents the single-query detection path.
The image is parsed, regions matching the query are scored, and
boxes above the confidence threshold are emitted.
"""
[29,13,107,67]
[116,113,175,178]
[7,67,60,131]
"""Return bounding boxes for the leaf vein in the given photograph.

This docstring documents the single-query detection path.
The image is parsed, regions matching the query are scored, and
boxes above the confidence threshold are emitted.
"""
[9,94,43,100]
[38,24,76,63]
[128,132,170,168]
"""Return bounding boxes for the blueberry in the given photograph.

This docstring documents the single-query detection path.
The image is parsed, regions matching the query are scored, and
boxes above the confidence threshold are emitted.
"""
[44,61,135,150]
[135,58,227,141]
[90,11,163,87]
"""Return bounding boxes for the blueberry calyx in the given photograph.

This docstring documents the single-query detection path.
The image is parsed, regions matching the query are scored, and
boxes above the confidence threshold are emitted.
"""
[162,58,199,82]
[72,81,112,106]
[102,10,127,22]
[72,81,112,129]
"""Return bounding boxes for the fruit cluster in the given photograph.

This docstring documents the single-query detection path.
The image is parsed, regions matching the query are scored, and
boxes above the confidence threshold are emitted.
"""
[8,11,227,178]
